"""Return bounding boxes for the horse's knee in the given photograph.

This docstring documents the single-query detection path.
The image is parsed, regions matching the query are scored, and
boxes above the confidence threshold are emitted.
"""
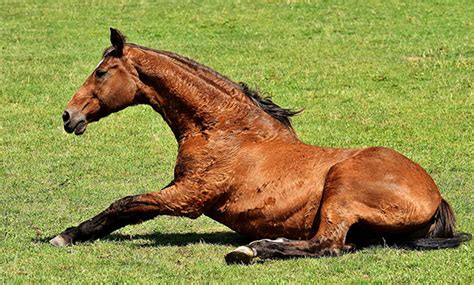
[108,194,167,219]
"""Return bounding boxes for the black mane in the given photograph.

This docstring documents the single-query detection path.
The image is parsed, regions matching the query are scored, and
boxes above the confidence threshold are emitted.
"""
[238,82,301,129]
[115,43,301,129]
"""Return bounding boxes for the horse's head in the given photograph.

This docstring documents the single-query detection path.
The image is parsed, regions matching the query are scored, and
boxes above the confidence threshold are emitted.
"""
[63,28,139,135]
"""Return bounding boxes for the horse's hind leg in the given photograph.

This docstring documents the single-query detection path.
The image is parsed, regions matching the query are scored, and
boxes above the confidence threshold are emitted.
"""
[226,190,359,264]
[225,201,357,264]
[225,232,356,264]
[226,171,361,264]
[224,238,314,264]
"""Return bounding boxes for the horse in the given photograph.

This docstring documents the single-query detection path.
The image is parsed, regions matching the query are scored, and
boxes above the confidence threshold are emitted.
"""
[50,28,471,264]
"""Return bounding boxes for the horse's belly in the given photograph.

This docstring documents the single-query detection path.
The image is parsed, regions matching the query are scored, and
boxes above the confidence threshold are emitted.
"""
[206,187,323,240]
[207,208,310,240]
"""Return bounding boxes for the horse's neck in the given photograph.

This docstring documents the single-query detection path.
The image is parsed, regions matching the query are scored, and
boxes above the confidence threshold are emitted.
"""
[129,47,296,145]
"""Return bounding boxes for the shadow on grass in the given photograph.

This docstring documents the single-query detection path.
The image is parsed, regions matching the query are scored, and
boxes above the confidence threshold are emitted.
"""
[105,231,249,247]
[35,231,249,247]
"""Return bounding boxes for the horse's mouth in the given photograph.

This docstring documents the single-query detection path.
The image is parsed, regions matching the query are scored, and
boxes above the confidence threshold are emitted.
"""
[64,120,88,135]
[74,121,87,135]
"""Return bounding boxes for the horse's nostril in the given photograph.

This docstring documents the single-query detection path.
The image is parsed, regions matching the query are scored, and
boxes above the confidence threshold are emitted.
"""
[62,110,70,122]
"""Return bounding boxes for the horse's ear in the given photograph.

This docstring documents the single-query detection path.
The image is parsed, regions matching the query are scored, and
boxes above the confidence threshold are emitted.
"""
[110,27,125,57]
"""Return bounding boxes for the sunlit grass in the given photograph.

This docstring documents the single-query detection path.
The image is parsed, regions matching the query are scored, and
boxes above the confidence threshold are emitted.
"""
[1,0,472,283]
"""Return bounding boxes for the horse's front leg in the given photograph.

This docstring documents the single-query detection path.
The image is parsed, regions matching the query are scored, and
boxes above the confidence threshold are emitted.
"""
[49,183,208,246]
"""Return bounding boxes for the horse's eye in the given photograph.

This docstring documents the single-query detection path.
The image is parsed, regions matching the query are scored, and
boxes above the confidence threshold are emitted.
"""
[95,69,107,78]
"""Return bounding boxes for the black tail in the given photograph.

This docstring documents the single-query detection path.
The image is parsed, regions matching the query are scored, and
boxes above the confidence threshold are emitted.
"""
[407,199,471,249]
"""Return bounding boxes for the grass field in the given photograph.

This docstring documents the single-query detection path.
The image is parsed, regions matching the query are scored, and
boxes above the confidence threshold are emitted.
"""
[1,0,473,283]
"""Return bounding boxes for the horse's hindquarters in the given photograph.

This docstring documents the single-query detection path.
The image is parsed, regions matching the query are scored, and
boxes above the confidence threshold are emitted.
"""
[314,146,442,246]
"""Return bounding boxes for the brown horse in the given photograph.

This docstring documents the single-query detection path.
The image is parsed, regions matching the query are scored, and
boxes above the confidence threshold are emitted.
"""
[50,28,471,264]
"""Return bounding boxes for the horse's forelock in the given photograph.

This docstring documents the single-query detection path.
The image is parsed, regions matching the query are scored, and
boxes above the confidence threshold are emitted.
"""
[102,46,125,59]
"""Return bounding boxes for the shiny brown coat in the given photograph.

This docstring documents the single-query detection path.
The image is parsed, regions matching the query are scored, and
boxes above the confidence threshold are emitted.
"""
[50,29,470,263]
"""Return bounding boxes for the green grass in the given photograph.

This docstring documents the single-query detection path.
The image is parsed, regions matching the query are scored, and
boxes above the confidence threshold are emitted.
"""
[1,0,473,283]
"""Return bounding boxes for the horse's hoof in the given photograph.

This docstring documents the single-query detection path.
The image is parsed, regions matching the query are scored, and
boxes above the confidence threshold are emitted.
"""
[49,234,73,247]
[225,246,256,265]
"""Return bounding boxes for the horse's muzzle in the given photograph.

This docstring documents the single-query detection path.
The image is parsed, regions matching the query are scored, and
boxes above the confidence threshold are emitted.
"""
[63,109,87,135]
